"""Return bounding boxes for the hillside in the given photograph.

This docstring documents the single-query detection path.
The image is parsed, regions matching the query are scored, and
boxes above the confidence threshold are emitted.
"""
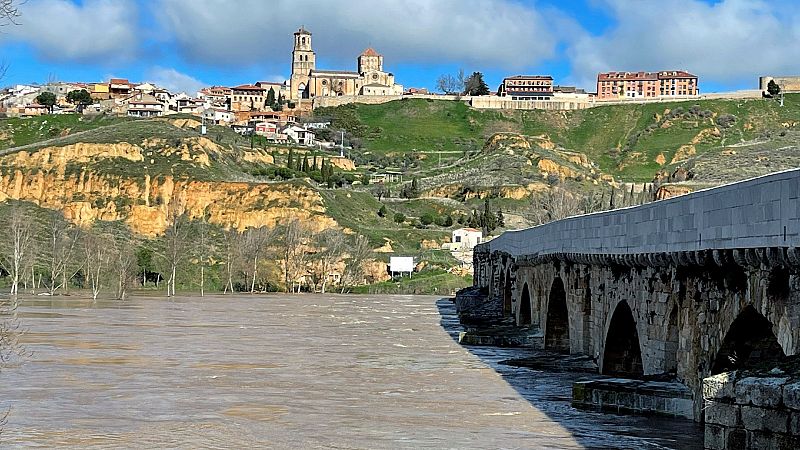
[1,95,799,293]
[317,95,800,182]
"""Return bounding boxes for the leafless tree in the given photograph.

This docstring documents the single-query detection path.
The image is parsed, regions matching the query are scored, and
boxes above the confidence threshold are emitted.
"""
[162,204,189,297]
[241,226,275,293]
[311,228,345,294]
[43,211,79,296]
[221,228,241,294]
[278,219,311,293]
[529,187,584,225]
[340,235,373,293]
[194,219,212,297]
[107,229,136,300]
[82,229,108,301]
[436,69,465,95]
[0,203,36,297]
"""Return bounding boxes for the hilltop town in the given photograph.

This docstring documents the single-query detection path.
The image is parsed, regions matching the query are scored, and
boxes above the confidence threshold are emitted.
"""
[3,26,797,147]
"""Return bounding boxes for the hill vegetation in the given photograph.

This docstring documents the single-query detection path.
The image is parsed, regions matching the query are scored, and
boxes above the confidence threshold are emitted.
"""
[2,94,800,295]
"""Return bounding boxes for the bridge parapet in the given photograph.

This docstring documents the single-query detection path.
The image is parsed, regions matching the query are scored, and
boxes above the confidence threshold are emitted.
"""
[477,168,800,259]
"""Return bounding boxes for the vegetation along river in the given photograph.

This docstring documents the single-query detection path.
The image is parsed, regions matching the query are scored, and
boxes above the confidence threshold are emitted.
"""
[1,294,702,448]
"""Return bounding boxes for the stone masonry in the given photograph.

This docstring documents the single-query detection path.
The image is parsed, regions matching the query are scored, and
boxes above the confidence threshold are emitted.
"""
[459,169,800,423]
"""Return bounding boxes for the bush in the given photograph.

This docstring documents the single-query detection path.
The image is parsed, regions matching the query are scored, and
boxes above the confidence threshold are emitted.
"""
[716,114,737,128]
[378,204,387,217]
[420,212,436,226]
[393,212,406,224]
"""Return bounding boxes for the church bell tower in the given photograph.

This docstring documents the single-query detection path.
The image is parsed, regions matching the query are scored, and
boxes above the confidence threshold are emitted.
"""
[290,27,315,100]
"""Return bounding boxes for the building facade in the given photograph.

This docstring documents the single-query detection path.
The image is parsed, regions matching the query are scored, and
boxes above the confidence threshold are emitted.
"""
[597,71,698,100]
[288,27,402,100]
[498,75,554,100]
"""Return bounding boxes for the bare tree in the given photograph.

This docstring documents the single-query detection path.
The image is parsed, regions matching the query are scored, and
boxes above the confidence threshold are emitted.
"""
[340,235,373,293]
[43,211,79,296]
[436,69,465,95]
[83,229,108,301]
[311,228,345,294]
[107,229,136,300]
[162,204,189,297]
[0,0,22,82]
[0,203,36,297]
[278,219,311,293]
[241,226,275,293]
[221,228,241,293]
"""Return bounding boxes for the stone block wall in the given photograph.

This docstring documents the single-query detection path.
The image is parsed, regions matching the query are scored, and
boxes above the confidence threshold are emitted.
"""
[704,372,800,449]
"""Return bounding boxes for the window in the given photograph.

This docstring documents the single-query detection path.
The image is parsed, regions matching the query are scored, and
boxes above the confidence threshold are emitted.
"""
[455,236,462,243]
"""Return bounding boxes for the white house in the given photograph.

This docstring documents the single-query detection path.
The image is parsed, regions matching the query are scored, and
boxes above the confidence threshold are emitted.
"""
[126,94,164,117]
[283,125,315,146]
[203,107,233,124]
[450,228,483,251]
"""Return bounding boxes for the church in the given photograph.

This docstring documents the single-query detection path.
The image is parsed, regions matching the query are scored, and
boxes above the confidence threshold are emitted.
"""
[288,27,403,100]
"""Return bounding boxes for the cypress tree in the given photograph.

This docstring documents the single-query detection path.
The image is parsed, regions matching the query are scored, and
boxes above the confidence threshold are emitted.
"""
[287,148,294,169]
[302,155,310,172]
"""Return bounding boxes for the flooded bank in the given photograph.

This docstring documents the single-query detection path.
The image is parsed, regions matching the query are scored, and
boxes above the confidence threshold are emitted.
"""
[1,294,701,448]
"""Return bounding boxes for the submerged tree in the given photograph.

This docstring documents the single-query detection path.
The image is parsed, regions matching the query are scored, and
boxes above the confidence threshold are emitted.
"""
[278,219,311,293]
[0,203,37,297]
[162,204,189,297]
[83,229,108,301]
[340,235,373,293]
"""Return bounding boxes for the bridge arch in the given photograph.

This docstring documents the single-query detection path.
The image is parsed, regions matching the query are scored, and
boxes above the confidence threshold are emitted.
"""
[545,277,570,353]
[601,300,644,378]
[711,305,786,375]
[518,282,532,326]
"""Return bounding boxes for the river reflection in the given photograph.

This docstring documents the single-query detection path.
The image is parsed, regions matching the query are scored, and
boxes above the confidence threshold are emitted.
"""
[1,294,701,448]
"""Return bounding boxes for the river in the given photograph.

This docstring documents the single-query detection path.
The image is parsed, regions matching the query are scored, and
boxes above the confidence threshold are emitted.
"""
[0,294,702,448]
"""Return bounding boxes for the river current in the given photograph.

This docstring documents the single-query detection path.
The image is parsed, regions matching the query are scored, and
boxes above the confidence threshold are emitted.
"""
[1,294,702,448]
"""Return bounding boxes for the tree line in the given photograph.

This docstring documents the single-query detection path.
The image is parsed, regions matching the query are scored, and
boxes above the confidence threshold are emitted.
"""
[0,201,375,299]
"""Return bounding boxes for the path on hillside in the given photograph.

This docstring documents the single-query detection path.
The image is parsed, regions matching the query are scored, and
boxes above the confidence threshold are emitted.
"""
[0,118,163,158]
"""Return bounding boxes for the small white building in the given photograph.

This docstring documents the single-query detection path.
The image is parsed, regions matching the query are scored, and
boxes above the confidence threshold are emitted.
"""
[203,107,233,124]
[451,228,483,251]
[283,125,315,146]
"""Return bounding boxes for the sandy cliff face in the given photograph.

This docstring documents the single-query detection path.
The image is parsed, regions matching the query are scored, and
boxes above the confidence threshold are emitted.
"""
[0,142,334,236]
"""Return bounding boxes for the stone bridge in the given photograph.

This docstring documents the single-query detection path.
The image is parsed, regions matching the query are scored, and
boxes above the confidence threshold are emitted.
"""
[459,169,800,421]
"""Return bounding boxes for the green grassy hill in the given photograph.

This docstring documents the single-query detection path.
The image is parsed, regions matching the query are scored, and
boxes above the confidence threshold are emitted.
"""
[318,95,800,181]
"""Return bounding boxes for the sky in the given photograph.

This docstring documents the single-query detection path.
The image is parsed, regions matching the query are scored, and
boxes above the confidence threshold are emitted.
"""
[1,0,800,95]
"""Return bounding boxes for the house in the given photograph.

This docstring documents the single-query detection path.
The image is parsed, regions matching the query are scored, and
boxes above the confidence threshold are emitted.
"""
[254,121,280,138]
[230,84,266,111]
[203,107,233,124]
[90,83,111,100]
[450,228,483,251]
[109,78,133,97]
[126,94,164,117]
[198,86,231,106]
[282,125,315,146]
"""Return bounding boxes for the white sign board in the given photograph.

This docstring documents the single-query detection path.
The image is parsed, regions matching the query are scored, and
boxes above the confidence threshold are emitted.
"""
[390,256,414,273]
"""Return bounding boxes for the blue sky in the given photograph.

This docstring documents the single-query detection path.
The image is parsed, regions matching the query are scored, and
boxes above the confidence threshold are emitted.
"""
[1,0,799,94]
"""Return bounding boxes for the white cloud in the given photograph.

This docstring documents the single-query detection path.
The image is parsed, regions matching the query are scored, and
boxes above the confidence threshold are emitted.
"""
[147,67,206,95]
[566,0,800,90]
[157,0,558,71]
[7,0,138,62]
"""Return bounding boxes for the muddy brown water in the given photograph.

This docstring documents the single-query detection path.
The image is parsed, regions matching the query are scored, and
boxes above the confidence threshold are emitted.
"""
[0,294,702,449]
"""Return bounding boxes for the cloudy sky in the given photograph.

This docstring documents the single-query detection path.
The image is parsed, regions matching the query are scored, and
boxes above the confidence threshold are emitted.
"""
[1,0,799,94]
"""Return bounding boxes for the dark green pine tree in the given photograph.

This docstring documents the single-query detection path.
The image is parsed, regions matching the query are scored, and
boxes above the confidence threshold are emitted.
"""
[302,155,310,172]
[266,87,276,109]
[287,148,294,170]
[312,153,318,171]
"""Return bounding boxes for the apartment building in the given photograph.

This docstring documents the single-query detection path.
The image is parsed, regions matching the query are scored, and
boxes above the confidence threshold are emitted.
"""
[597,70,698,100]
[497,75,554,100]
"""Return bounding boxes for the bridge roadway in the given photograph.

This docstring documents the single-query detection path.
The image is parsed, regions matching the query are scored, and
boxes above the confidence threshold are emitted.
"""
[463,168,800,421]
